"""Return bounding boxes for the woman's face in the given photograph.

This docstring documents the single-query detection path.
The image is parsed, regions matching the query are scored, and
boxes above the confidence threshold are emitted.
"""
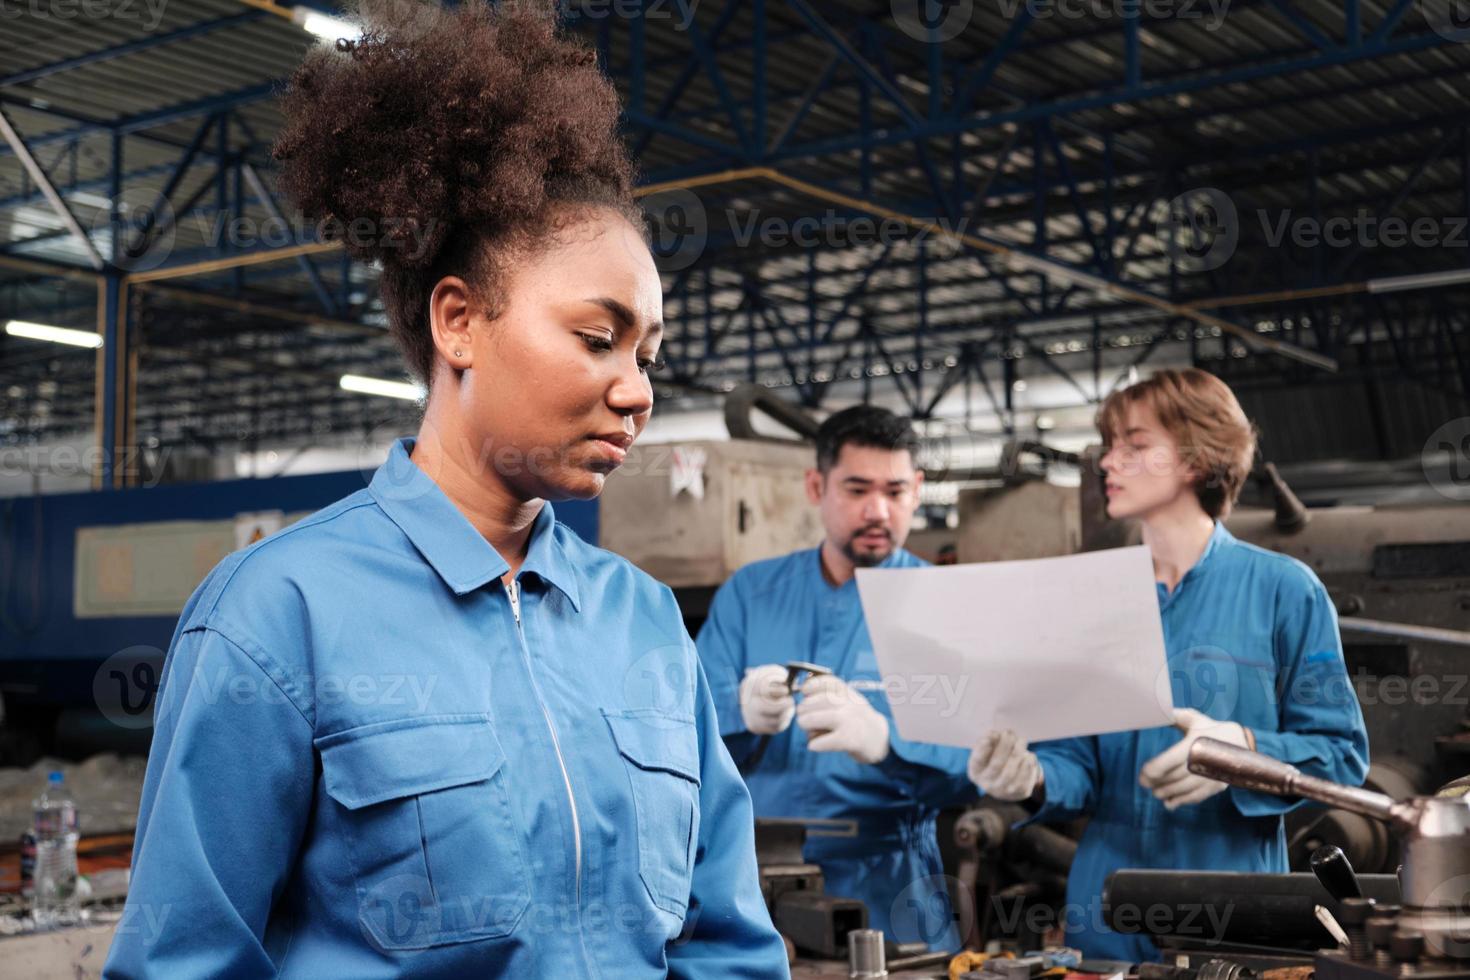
[1098,401,1200,521]
[436,207,664,501]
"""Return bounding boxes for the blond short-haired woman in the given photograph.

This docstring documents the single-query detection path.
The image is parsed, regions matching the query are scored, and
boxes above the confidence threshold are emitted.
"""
[967,368,1369,961]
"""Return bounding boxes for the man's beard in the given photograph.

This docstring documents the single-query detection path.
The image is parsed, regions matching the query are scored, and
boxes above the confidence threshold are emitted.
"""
[842,525,893,567]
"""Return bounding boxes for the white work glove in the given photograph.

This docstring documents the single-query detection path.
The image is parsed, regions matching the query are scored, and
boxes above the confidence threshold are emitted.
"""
[739,664,796,735]
[795,675,891,765]
[1139,708,1254,810]
[968,729,1042,801]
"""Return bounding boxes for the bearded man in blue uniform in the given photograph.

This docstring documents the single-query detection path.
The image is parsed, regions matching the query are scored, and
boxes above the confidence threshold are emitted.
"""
[696,406,977,953]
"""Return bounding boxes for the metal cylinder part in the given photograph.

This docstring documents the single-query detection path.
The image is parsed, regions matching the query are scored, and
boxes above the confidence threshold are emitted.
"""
[1188,738,1470,963]
[1399,796,1470,909]
[1198,960,1256,980]
[848,928,887,979]
[1187,739,1420,830]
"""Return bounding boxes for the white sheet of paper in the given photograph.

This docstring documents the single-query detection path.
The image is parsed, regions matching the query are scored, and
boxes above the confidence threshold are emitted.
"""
[855,545,1175,746]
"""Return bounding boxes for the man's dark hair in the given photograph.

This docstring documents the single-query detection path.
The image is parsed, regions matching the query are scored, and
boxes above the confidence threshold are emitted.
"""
[814,405,920,473]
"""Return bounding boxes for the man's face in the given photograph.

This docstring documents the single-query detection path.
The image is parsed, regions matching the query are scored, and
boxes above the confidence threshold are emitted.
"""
[805,444,924,567]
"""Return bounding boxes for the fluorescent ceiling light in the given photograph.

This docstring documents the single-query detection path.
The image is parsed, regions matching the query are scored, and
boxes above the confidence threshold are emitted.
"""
[66,191,112,210]
[5,320,103,348]
[339,374,424,401]
[291,5,358,42]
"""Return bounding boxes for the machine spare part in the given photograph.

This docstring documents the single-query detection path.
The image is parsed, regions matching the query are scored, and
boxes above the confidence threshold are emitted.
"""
[742,661,833,774]
[1260,462,1310,533]
[1102,870,1400,949]
[1311,845,1365,900]
[722,383,822,444]
[847,927,887,978]
[1189,737,1470,968]
[754,818,870,960]
[598,438,824,592]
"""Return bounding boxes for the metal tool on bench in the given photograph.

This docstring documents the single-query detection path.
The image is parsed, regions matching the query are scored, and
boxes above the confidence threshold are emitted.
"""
[1186,736,1470,977]
[756,817,867,959]
[741,660,833,774]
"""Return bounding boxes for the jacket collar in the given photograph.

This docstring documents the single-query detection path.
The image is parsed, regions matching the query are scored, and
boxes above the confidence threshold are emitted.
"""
[1195,519,1233,571]
[368,436,581,609]
[1171,519,1234,593]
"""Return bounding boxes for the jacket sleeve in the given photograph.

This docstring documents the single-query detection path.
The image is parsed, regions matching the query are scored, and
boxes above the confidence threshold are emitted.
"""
[1028,735,1103,823]
[694,574,756,744]
[104,626,315,979]
[1230,569,1370,817]
[667,646,791,979]
[874,728,981,809]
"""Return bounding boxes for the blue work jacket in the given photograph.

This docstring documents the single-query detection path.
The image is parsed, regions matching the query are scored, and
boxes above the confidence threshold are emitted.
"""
[104,436,789,979]
[1030,522,1369,962]
[696,547,977,953]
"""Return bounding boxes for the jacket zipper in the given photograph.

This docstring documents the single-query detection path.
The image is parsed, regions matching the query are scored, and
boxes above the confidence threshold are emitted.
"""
[507,578,584,906]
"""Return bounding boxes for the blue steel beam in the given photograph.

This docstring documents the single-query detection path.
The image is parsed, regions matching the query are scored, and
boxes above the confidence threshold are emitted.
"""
[645,28,1456,179]
[668,0,751,155]
[766,50,840,155]
[1327,125,1456,281]
[1124,8,1141,88]
[629,0,743,158]
[1263,0,1336,51]
[951,8,1034,117]
[1041,120,1108,274]
[0,83,277,161]
[123,114,218,259]
[784,0,922,130]
[753,0,766,156]
[0,105,105,269]
[240,161,339,317]
[1369,0,1416,42]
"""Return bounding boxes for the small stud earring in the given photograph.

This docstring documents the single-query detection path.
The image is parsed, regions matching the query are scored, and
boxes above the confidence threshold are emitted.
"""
[453,349,462,357]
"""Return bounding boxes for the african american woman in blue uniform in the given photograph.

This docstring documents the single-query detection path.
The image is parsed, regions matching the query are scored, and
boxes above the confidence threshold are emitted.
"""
[104,5,786,977]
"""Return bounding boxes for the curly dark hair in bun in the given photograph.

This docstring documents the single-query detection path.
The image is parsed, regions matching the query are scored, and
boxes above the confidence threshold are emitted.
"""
[272,0,643,384]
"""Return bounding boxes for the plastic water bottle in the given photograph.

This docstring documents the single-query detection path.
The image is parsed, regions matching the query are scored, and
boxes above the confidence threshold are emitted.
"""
[32,771,80,929]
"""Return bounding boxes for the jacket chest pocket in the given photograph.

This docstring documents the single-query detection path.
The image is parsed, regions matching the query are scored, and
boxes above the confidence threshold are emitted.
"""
[603,709,702,919]
[1168,638,1277,722]
[317,714,531,950]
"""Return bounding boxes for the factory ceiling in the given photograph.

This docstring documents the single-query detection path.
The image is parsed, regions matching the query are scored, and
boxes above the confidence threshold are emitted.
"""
[0,0,1466,471]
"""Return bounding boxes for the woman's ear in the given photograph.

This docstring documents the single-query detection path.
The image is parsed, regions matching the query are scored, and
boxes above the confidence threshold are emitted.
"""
[428,275,476,371]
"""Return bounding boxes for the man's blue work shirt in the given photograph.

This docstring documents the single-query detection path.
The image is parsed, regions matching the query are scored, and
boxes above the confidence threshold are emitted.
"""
[104,436,789,979]
[1029,522,1369,962]
[696,547,977,954]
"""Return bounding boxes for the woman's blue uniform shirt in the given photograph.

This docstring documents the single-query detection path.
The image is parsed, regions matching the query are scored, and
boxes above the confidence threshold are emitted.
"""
[696,548,978,954]
[1029,521,1369,962]
[104,437,789,979]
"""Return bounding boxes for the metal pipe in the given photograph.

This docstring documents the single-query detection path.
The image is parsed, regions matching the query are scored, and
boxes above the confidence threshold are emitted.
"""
[0,253,102,284]
[1263,461,1309,532]
[1187,739,1420,831]
[723,382,821,442]
[125,241,338,284]
[1338,617,1470,649]
[236,0,294,20]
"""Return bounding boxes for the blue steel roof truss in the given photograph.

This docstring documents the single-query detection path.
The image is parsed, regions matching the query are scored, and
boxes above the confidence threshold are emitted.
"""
[0,0,1465,459]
